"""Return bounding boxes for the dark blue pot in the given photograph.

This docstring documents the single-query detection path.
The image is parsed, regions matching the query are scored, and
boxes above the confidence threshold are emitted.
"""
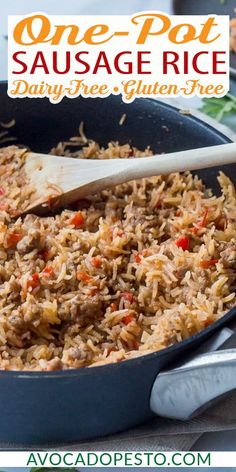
[0,82,235,446]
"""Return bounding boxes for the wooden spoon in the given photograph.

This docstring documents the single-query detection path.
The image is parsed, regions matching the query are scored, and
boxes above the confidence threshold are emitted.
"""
[20,142,236,215]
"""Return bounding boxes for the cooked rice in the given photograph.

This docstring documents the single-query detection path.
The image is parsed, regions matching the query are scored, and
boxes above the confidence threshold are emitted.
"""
[0,135,235,371]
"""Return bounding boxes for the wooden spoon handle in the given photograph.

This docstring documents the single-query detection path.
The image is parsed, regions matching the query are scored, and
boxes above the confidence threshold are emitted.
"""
[23,142,236,216]
[121,143,236,181]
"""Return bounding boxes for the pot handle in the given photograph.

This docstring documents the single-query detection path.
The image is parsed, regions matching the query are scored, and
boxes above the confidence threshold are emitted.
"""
[150,328,236,420]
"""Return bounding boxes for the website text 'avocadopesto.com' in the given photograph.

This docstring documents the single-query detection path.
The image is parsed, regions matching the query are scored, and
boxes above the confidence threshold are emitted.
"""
[20,451,212,468]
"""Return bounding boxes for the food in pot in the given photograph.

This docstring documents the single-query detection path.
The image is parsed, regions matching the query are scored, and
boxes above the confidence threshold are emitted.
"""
[0,137,235,371]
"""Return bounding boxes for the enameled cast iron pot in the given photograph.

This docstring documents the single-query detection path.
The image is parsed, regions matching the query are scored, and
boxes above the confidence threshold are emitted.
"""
[0,82,236,446]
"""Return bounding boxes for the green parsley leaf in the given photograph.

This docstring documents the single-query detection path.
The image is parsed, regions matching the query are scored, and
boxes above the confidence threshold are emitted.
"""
[200,93,236,121]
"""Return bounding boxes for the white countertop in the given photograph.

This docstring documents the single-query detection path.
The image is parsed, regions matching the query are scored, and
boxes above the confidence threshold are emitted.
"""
[1,1,236,464]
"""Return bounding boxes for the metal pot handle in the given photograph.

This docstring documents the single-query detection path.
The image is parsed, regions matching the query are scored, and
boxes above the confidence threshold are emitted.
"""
[150,328,236,420]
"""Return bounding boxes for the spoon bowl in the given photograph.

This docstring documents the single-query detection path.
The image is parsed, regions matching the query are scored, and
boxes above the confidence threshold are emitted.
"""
[20,142,236,215]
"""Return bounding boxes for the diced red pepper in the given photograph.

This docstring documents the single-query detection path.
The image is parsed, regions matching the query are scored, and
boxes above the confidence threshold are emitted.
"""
[189,226,199,235]
[199,208,209,228]
[122,292,135,303]
[189,208,210,234]
[176,236,190,251]
[77,271,91,283]
[89,288,98,296]
[0,188,5,196]
[42,266,54,277]
[70,211,84,227]
[135,253,141,263]
[32,273,39,282]
[123,314,135,325]
[131,340,139,350]
[6,232,22,247]
[39,248,50,261]
[27,272,40,290]
[110,303,117,312]
[204,319,212,328]
[200,259,219,269]
[91,256,102,268]
[155,199,162,209]
[189,208,209,234]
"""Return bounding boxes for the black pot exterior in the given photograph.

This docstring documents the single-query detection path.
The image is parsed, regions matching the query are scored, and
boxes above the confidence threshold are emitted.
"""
[0,83,235,445]
[1,312,236,446]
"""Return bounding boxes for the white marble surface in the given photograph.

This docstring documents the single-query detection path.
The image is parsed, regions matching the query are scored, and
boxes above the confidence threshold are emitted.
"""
[0,1,236,466]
